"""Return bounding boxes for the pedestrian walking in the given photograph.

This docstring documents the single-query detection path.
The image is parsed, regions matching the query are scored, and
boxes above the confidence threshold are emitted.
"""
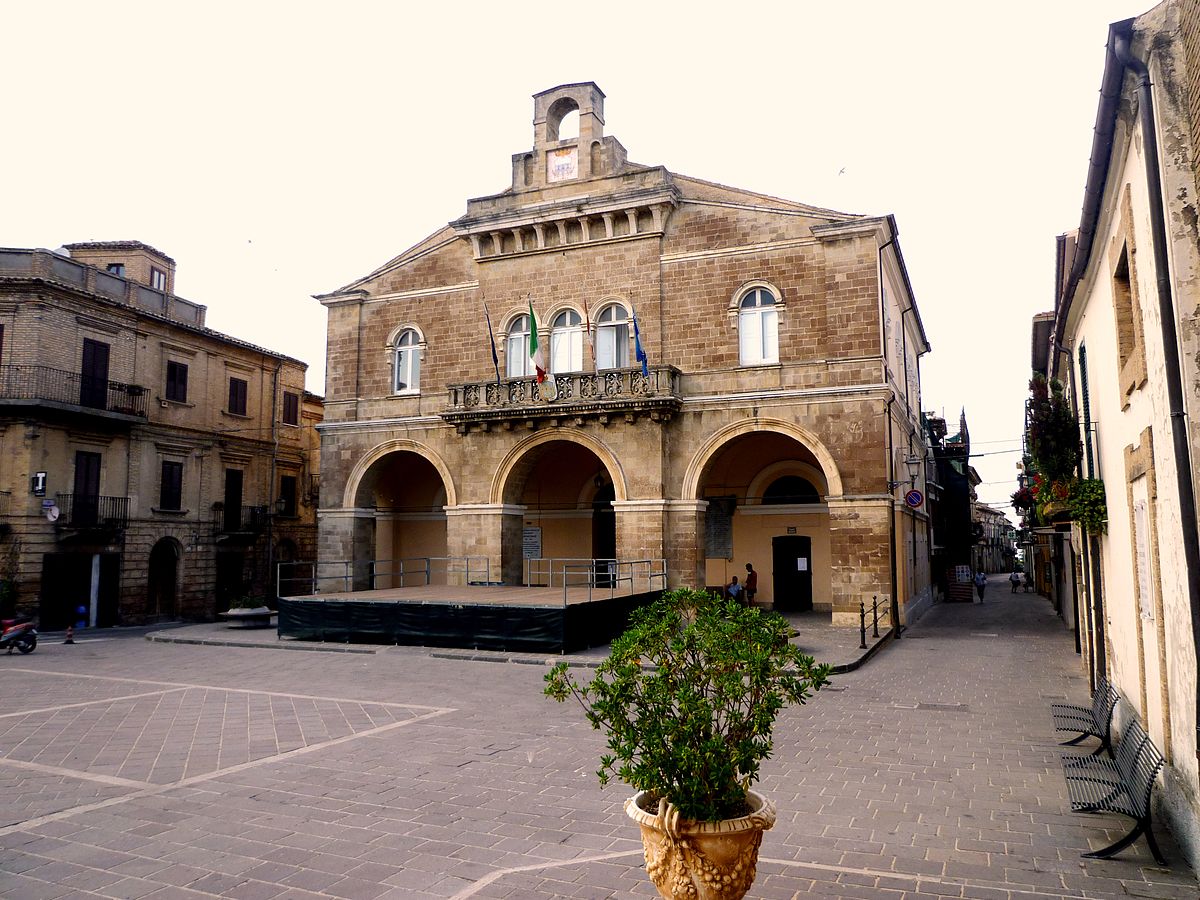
[1023,571,1033,593]
[1009,571,1021,593]
[973,570,987,601]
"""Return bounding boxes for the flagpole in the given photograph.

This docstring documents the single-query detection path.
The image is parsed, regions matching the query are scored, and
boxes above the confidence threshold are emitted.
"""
[482,298,502,390]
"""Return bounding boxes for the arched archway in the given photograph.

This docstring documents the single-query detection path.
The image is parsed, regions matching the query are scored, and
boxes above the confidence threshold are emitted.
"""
[494,436,622,584]
[351,449,451,586]
[146,538,181,619]
[689,424,835,614]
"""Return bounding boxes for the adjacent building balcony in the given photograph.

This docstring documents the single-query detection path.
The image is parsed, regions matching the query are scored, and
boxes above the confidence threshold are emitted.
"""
[214,504,270,535]
[55,494,130,530]
[441,365,682,432]
[0,365,148,419]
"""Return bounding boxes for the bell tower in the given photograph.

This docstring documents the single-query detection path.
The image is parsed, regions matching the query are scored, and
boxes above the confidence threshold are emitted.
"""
[511,82,626,191]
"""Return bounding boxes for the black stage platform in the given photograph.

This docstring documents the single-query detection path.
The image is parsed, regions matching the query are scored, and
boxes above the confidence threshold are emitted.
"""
[277,583,660,653]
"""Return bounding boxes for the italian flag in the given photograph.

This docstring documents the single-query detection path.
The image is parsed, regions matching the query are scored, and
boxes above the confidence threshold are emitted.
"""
[528,299,547,383]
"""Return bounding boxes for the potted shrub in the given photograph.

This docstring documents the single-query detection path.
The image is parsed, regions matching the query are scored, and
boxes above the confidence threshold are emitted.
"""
[545,587,831,899]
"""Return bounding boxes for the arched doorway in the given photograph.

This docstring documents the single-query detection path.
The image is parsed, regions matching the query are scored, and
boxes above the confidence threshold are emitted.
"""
[500,439,615,584]
[695,431,830,613]
[353,450,449,586]
[147,538,180,619]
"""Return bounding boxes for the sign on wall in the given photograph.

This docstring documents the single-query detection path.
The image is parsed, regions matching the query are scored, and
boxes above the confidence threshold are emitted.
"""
[522,527,543,560]
[705,496,736,559]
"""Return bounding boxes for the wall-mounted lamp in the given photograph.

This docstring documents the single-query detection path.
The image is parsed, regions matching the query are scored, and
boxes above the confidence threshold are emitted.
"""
[888,455,924,492]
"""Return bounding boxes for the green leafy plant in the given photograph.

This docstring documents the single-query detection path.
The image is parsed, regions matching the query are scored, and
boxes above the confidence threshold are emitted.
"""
[1068,478,1108,535]
[1026,373,1081,483]
[544,587,831,822]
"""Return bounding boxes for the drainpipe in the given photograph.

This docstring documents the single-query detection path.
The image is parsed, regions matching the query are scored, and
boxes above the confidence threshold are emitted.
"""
[886,395,901,638]
[1115,33,1200,752]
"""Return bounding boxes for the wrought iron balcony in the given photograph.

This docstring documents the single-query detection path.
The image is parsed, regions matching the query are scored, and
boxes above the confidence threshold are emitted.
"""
[55,494,130,529]
[441,365,682,432]
[0,365,148,418]
[214,504,270,535]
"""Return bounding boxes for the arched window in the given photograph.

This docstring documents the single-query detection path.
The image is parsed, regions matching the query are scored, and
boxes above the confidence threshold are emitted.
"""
[551,310,583,373]
[739,287,779,365]
[507,314,533,378]
[596,303,630,370]
[762,476,821,504]
[394,329,421,393]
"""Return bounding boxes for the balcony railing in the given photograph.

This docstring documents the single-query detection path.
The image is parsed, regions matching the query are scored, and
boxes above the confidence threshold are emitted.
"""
[56,494,129,529]
[214,504,270,534]
[0,365,148,417]
[0,491,9,518]
[442,365,682,431]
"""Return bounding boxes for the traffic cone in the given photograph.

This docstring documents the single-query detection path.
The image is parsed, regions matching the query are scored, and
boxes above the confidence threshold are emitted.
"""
[64,625,74,644]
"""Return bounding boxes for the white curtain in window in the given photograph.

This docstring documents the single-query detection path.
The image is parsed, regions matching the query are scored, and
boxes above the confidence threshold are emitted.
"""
[507,315,531,377]
[596,304,629,370]
[551,310,583,373]
[738,289,778,365]
[394,330,421,392]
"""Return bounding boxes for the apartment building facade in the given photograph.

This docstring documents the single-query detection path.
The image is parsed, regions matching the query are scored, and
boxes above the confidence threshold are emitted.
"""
[0,242,320,626]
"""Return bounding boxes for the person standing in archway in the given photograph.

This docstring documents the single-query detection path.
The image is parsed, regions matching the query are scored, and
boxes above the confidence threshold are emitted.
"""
[744,563,758,606]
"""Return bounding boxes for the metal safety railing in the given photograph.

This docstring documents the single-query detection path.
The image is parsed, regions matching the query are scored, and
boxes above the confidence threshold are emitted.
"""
[523,557,618,588]
[554,558,667,606]
[276,556,492,596]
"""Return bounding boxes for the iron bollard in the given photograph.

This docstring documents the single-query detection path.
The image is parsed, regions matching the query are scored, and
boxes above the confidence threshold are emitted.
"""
[872,595,880,638]
[859,601,867,649]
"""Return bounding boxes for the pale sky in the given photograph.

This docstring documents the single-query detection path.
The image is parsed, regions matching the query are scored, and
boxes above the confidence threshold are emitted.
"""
[2,0,1144,519]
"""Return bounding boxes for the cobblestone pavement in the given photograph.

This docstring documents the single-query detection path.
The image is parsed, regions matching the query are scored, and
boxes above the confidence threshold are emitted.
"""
[2,578,1197,898]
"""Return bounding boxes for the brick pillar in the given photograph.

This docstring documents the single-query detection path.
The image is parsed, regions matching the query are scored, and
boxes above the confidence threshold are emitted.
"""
[612,500,667,590]
[445,504,525,585]
[317,509,375,591]
[664,500,706,589]
[828,498,893,626]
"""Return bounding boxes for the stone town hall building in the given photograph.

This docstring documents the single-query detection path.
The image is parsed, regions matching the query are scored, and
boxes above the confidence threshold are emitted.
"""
[316,83,932,626]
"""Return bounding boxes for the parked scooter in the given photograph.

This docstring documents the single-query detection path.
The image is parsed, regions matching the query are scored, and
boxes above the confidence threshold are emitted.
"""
[1,616,37,654]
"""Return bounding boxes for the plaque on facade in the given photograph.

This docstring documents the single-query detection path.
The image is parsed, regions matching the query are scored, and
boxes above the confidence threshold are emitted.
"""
[547,146,578,182]
[704,496,736,559]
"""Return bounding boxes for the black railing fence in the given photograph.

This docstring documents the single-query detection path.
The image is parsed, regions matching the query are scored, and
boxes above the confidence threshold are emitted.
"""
[0,365,147,416]
[215,505,270,534]
[55,493,129,529]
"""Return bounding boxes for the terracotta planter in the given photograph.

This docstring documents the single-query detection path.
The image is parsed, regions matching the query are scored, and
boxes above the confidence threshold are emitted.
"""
[625,789,776,900]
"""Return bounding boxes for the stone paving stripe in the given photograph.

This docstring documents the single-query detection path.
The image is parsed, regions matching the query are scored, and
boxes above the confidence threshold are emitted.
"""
[0,707,455,837]
[446,849,642,899]
[0,688,188,721]
[5,667,445,711]
[0,757,152,790]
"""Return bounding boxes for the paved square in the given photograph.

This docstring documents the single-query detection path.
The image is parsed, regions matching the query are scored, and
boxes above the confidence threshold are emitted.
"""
[1,589,1197,898]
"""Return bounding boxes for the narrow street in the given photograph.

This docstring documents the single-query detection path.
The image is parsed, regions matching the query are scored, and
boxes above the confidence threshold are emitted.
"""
[1,579,1196,898]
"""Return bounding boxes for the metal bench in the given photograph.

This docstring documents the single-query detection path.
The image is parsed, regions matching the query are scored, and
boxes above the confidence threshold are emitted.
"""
[1051,675,1118,756]
[1061,717,1166,864]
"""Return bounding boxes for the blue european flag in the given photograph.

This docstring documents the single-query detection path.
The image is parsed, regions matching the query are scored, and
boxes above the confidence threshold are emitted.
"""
[632,305,649,378]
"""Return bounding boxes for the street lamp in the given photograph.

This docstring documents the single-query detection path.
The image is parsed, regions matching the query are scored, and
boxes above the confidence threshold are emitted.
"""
[888,455,924,492]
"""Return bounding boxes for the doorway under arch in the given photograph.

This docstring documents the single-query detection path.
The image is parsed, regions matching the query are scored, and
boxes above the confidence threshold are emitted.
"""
[353,450,450,585]
[694,430,831,613]
[147,537,180,619]
[500,439,616,584]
